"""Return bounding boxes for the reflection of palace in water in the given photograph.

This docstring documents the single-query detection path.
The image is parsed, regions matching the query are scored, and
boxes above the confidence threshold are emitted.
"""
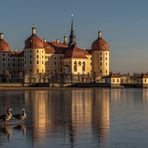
[24,89,110,146]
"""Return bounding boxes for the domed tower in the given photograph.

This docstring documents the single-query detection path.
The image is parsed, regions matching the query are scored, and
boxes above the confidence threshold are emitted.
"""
[0,33,11,75]
[24,26,45,75]
[91,31,110,76]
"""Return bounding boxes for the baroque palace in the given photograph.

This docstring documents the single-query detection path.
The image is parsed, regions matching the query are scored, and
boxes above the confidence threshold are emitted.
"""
[0,20,110,84]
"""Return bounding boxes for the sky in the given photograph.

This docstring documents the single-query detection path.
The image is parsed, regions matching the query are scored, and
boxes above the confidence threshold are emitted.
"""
[0,0,148,73]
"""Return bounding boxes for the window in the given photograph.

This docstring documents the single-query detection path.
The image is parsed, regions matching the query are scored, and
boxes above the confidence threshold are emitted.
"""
[42,61,44,64]
[78,61,81,66]
[74,61,77,71]
[100,52,102,55]
[54,62,56,65]
[37,61,39,64]
[82,62,85,72]
[37,55,39,58]
[100,62,102,66]
[106,63,107,66]
[37,50,39,53]
[37,69,39,73]
[100,57,102,60]
[106,57,108,60]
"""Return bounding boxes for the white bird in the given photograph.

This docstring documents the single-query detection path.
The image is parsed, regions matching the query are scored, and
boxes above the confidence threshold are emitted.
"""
[13,108,26,122]
[0,108,13,125]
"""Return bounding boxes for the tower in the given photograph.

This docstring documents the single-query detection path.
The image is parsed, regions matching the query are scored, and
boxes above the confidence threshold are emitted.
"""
[24,26,45,76]
[91,31,110,76]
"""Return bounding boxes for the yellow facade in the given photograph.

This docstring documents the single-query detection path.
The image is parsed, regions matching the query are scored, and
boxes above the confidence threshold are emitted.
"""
[92,51,109,76]
[24,48,45,75]
[0,28,110,79]
[63,58,91,75]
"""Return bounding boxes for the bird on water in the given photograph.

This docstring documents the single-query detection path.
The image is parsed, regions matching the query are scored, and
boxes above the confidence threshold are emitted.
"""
[0,108,13,125]
[13,108,26,122]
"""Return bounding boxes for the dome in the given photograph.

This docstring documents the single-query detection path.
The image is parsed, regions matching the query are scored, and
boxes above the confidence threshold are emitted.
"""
[24,27,44,49]
[0,33,11,52]
[91,31,109,51]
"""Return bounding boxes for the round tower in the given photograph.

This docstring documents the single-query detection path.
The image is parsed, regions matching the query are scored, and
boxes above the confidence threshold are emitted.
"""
[0,33,11,75]
[91,31,110,76]
[24,26,45,75]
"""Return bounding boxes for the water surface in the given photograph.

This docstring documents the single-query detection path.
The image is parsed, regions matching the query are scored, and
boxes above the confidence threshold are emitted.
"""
[0,88,148,148]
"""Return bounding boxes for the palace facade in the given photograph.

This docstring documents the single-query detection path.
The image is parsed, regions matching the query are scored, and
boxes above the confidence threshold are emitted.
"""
[0,21,110,83]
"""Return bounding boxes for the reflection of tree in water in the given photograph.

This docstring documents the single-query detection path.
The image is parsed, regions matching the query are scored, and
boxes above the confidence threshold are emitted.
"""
[91,89,110,144]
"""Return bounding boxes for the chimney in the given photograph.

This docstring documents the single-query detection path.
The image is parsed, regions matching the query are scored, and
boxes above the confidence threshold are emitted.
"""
[32,26,36,35]
[63,36,68,44]
[56,39,60,43]
[0,33,4,39]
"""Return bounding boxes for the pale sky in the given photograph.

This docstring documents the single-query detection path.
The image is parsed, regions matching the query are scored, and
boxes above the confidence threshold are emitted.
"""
[0,0,148,73]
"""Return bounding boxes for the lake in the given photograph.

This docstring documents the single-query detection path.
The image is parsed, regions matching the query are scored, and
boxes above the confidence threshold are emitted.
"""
[0,88,148,148]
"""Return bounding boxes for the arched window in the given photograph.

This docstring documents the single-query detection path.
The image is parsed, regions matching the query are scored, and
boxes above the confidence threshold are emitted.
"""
[74,61,77,71]
[82,61,85,72]
[78,61,81,66]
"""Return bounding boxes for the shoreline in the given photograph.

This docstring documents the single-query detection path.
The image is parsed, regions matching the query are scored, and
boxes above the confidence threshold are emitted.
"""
[0,86,146,90]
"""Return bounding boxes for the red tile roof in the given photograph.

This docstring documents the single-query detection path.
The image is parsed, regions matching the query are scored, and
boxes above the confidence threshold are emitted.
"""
[46,41,67,54]
[64,45,87,59]
[92,37,109,51]
[24,34,44,49]
[0,39,11,52]
[10,51,24,57]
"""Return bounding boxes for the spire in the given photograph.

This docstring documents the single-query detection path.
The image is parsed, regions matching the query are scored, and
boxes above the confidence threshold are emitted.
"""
[32,24,36,35]
[68,14,76,47]
[71,17,74,33]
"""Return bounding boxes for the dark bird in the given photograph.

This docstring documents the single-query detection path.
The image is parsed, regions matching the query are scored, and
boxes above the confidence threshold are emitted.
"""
[13,108,26,122]
[0,108,13,125]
